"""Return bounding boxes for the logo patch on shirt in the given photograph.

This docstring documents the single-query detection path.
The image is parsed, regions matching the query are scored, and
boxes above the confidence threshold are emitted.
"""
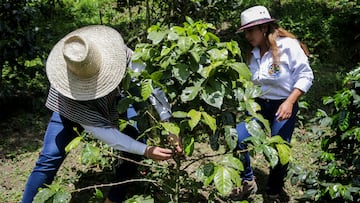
[268,63,281,77]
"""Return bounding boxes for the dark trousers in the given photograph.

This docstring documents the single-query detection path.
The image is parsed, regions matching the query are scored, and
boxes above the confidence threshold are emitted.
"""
[236,98,298,195]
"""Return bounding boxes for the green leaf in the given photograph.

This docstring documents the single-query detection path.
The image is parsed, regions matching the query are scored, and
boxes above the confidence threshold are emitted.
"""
[218,154,244,171]
[178,36,193,52]
[224,126,238,151]
[33,188,55,203]
[201,85,224,109]
[117,97,133,114]
[181,85,201,102]
[276,143,291,165]
[214,166,233,195]
[263,145,279,168]
[172,111,188,118]
[53,191,71,203]
[245,120,265,138]
[203,163,215,176]
[173,63,190,84]
[268,135,288,144]
[187,109,201,130]
[184,136,195,156]
[161,122,180,136]
[81,144,101,165]
[228,167,242,188]
[141,79,153,100]
[201,111,217,133]
[65,136,82,153]
[207,48,228,61]
[147,31,166,45]
[228,62,251,80]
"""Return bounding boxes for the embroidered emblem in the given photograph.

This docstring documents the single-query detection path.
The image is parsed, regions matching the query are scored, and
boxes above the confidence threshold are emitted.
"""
[268,63,281,77]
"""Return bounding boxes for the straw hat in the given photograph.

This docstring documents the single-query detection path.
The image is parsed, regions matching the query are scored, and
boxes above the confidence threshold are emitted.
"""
[238,5,276,31]
[46,25,127,101]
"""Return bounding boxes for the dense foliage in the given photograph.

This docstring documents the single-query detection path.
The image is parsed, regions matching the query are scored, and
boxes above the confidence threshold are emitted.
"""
[290,65,360,202]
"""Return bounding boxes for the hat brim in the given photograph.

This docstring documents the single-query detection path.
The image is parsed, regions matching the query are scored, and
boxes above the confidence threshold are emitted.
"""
[46,25,127,101]
[237,19,276,32]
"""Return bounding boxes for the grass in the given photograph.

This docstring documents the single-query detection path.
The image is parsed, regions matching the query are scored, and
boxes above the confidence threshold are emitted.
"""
[0,110,321,203]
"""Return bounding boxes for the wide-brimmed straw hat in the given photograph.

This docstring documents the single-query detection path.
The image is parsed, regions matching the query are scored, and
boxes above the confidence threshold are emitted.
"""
[46,25,127,101]
[238,5,276,31]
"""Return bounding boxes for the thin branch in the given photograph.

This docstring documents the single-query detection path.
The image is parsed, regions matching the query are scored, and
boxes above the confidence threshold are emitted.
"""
[72,178,158,193]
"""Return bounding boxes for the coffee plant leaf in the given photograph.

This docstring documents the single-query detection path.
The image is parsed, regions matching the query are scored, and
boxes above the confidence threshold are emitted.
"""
[263,145,279,168]
[224,126,238,151]
[214,166,233,195]
[53,191,71,203]
[33,188,55,203]
[276,143,291,165]
[201,111,217,133]
[65,136,82,154]
[187,109,201,130]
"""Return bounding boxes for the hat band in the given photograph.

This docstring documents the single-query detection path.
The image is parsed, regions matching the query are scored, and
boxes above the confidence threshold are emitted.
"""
[242,18,273,27]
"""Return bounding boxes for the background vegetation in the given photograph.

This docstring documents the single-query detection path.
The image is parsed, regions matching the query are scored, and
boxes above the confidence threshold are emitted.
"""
[0,0,359,202]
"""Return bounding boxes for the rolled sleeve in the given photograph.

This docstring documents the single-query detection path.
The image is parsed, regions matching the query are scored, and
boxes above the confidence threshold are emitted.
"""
[287,39,314,93]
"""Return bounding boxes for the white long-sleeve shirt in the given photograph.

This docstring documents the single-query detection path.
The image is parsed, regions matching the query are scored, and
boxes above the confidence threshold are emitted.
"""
[249,37,314,100]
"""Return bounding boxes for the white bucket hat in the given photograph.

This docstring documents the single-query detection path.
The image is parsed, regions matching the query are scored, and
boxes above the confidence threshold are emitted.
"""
[46,25,127,101]
[238,5,276,31]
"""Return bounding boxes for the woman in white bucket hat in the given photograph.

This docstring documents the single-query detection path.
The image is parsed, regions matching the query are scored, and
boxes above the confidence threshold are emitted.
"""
[21,25,182,203]
[232,5,314,202]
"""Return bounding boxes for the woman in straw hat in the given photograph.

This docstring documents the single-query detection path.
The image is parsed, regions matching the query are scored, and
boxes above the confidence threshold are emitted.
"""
[232,5,314,202]
[21,25,181,203]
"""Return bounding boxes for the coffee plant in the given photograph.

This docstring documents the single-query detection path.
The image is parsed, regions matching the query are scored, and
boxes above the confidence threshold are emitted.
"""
[290,65,360,202]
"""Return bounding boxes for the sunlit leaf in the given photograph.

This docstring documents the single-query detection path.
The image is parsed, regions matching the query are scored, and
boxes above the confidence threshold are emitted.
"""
[214,166,233,195]
[187,109,201,130]
[65,136,82,153]
[178,36,193,52]
[224,126,238,151]
[81,144,101,165]
[147,31,166,44]
[141,79,153,100]
[184,136,195,156]
[172,111,188,118]
[228,62,251,80]
[201,111,217,133]
[276,143,291,165]
[33,188,55,203]
[181,85,201,102]
[173,63,190,84]
[161,122,180,136]
[53,191,71,203]
[218,154,244,171]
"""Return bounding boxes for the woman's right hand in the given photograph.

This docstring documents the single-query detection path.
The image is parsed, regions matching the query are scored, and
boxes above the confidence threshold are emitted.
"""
[145,146,173,161]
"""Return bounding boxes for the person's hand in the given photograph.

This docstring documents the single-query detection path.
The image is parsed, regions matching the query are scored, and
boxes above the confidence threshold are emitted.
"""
[144,146,173,161]
[167,133,183,155]
[275,101,294,121]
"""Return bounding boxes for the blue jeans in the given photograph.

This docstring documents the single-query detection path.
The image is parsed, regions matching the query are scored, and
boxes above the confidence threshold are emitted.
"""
[236,98,298,195]
[21,112,81,203]
[22,108,140,203]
